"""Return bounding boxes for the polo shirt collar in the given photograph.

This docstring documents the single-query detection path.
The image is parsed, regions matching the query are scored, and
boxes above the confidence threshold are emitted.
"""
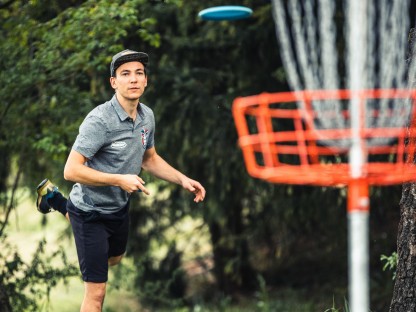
[110,94,141,121]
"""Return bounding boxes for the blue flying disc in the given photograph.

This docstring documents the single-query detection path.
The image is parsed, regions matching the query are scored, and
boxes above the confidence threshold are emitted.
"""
[198,5,253,21]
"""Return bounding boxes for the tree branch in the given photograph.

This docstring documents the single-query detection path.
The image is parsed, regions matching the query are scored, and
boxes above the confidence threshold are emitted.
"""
[0,167,21,237]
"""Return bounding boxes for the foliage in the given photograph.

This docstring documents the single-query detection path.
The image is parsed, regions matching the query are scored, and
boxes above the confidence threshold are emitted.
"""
[0,0,159,188]
[0,0,159,309]
[324,297,350,312]
[255,275,270,312]
[381,251,398,280]
[0,0,404,310]
[0,236,78,311]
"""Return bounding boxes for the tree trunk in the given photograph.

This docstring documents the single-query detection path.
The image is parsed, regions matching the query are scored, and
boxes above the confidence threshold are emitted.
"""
[390,183,416,311]
[389,27,416,311]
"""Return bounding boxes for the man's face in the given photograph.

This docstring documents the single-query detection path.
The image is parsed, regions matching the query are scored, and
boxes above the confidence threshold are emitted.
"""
[110,61,147,101]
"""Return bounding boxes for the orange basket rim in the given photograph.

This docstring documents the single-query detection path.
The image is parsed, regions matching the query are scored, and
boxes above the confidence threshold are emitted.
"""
[232,88,416,186]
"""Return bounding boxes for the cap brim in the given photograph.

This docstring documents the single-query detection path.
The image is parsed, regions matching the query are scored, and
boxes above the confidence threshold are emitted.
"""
[114,52,149,68]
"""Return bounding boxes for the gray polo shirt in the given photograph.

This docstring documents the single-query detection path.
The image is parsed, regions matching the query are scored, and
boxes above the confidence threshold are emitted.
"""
[68,94,155,214]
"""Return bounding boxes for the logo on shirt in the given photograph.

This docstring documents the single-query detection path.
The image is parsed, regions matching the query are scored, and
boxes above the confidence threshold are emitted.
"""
[141,127,149,148]
[111,141,127,149]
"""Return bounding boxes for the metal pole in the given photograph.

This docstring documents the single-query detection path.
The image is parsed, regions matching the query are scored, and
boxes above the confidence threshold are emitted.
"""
[348,179,369,312]
[348,0,368,310]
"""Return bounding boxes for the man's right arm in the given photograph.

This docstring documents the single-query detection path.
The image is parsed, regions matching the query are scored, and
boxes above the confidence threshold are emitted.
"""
[64,149,150,194]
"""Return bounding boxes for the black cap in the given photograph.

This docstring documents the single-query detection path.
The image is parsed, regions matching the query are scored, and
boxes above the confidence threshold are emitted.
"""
[110,49,149,77]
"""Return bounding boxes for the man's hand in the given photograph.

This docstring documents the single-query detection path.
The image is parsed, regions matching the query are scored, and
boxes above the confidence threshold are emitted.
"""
[141,147,205,202]
[182,178,206,203]
[117,174,150,195]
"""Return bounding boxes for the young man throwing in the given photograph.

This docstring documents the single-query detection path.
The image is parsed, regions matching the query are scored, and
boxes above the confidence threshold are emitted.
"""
[36,49,205,312]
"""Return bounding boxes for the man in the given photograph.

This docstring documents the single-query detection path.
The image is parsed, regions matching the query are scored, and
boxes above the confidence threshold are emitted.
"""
[36,49,205,312]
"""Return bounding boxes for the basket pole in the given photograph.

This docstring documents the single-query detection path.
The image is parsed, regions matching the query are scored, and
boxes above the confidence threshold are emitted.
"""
[348,0,368,305]
[348,92,369,311]
[347,179,370,312]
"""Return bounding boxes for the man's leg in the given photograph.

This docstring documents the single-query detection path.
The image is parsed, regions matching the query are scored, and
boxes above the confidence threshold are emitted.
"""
[81,255,123,311]
[106,206,129,267]
[108,254,124,266]
[67,200,116,312]
[81,282,106,312]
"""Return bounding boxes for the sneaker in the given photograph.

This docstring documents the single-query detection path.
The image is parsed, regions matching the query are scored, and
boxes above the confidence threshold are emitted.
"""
[36,178,59,214]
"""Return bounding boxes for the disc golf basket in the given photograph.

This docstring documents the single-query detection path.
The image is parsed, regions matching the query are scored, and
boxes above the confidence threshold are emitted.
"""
[233,89,416,187]
[232,89,416,310]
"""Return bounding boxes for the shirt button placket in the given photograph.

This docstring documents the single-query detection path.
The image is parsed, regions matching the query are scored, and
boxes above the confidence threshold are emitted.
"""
[127,118,134,132]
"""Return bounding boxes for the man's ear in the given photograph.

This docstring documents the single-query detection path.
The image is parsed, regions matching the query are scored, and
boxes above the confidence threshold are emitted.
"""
[110,77,117,89]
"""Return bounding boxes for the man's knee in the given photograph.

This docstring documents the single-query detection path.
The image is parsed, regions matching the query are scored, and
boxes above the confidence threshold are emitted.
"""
[108,254,124,266]
[82,282,106,311]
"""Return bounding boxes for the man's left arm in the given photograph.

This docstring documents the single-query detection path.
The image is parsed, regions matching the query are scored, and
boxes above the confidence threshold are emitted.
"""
[141,147,206,203]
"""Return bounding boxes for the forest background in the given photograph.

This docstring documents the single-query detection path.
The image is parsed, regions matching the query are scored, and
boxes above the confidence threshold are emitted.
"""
[1,0,414,311]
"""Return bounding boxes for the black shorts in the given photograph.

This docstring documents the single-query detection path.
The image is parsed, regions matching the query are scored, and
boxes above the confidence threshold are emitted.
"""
[67,199,129,283]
